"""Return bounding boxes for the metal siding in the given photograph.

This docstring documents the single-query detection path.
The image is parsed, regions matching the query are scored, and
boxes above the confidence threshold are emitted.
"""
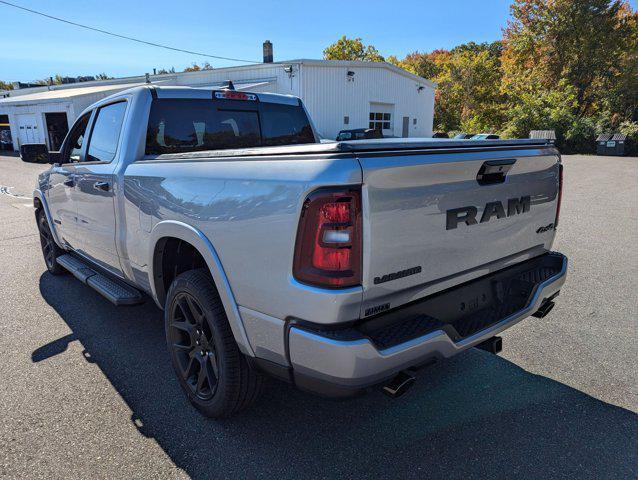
[300,64,434,140]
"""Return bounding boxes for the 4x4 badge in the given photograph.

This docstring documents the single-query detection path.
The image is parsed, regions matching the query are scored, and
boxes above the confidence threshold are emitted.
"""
[536,223,555,233]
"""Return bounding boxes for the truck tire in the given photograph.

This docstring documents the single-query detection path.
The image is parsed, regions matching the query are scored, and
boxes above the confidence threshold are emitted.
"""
[165,268,264,418]
[37,210,66,275]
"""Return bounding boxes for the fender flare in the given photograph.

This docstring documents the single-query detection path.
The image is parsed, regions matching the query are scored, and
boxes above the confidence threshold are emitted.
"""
[148,220,255,357]
[33,189,64,248]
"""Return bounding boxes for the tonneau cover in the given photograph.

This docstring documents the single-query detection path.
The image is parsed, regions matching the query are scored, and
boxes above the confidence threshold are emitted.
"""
[142,138,554,161]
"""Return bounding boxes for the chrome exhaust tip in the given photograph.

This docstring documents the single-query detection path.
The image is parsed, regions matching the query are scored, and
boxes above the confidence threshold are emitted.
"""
[382,370,416,398]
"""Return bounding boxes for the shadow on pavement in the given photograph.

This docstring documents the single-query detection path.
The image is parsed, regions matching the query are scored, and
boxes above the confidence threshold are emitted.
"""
[37,272,637,479]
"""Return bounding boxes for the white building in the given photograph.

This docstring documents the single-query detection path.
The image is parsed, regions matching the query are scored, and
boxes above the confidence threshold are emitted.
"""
[0,59,435,152]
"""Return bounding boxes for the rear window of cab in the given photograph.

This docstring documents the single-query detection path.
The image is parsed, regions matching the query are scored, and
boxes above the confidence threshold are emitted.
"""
[145,96,315,155]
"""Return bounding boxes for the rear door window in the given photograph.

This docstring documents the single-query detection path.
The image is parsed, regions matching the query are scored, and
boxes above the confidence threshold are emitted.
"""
[145,95,315,155]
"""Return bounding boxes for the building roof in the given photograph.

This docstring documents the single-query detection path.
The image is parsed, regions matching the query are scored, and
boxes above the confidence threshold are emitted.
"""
[0,82,144,105]
[0,59,435,107]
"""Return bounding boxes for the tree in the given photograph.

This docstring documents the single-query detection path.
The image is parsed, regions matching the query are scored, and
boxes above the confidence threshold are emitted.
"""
[501,80,579,139]
[603,5,638,120]
[323,36,384,62]
[394,50,446,80]
[183,62,213,72]
[502,0,634,116]
[434,48,506,132]
[0,81,13,91]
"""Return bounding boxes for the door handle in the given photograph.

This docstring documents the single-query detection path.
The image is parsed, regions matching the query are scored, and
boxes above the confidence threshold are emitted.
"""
[63,176,75,187]
[476,159,516,186]
[93,181,111,192]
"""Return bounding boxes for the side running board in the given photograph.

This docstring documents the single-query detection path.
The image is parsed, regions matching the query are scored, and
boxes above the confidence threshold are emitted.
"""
[56,254,144,306]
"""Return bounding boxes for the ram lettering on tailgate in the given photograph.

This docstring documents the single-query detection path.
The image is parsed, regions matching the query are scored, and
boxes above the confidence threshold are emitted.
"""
[446,196,531,230]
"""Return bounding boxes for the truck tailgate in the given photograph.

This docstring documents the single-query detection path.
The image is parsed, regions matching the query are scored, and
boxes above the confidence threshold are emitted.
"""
[358,144,560,317]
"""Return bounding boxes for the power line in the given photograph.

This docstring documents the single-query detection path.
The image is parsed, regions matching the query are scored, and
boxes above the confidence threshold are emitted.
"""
[0,0,261,64]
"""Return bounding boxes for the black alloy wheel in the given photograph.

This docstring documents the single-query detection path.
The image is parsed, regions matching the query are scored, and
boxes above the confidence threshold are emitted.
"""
[37,210,65,275]
[168,292,219,400]
[164,269,264,418]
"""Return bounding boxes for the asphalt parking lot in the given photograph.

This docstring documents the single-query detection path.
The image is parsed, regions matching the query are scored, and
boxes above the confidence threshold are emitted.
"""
[0,152,636,479]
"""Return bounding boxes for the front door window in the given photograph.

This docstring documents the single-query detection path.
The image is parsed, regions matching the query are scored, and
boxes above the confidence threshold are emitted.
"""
[63,113,91,163]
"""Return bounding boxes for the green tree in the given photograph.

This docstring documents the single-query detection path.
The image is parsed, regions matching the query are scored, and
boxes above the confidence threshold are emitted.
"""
[0,80,13,90]
[323,36,384,62]
[435,48,506,132]
[501,80,579,139]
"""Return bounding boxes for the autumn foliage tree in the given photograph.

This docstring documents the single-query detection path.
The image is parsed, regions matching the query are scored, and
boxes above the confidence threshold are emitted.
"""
[323,1,637,153]
[499,0,637,150]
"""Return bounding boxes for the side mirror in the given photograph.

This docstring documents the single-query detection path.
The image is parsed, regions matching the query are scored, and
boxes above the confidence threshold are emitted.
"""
[20,144,61,164]
[20,144,49,164]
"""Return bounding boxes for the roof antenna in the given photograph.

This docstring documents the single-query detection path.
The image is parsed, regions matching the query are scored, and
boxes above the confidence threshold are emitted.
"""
[222,80,235,90]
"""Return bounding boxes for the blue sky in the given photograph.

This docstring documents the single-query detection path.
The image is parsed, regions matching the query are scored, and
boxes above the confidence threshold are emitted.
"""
[0,0,636,82]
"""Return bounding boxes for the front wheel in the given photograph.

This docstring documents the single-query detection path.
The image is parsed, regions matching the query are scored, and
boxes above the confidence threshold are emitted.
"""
[165,269,264,418]
[37,210,65,275]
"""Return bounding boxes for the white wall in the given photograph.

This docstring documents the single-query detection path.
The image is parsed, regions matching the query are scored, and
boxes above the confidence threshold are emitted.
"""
[300,64,434,140]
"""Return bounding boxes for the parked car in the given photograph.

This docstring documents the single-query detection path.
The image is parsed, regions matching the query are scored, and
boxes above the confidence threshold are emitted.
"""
[454,133,476,139]
[432,132,449,138]
[27,86,567,418]
[471,133,500,140]
[336,128,383,141]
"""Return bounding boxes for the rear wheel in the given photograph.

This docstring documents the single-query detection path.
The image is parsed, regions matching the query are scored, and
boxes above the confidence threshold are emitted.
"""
[165,269,264,418]
[37,210,65,275]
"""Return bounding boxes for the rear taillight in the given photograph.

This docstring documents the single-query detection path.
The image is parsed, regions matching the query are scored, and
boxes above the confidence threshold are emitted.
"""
[555,163,563,228]
[293,187,362,288]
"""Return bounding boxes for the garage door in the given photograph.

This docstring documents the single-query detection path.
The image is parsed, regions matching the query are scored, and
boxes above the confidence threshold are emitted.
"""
[369,102,394,137]
[17,114,39,145]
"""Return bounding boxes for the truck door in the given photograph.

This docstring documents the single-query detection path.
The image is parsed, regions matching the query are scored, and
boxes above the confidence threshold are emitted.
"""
[47,112,91,250]
[73,101,127,275]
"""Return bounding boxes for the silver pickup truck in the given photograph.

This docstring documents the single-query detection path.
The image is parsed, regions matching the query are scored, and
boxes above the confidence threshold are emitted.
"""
[27,86,567,418]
